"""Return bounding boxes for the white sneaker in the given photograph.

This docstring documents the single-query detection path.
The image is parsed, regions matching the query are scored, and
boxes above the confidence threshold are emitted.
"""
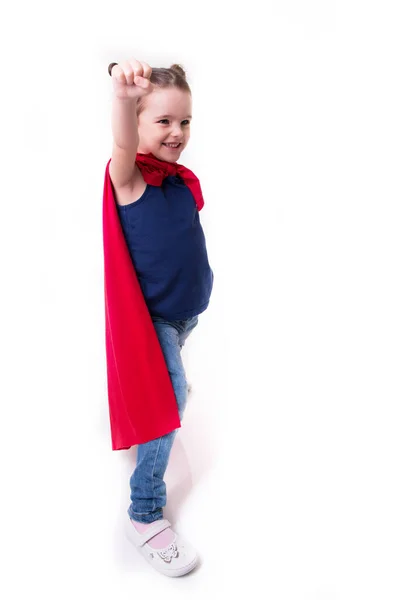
[126,518,199,577]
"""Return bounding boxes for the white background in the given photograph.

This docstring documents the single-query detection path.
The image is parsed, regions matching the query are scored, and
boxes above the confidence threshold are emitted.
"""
[1,1,399,598]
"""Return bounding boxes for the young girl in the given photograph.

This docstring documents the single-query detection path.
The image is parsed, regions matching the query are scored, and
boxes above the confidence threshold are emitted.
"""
[106,58,214,577]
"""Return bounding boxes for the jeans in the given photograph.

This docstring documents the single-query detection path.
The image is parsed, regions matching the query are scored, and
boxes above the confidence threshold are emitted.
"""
[127,314,199,524]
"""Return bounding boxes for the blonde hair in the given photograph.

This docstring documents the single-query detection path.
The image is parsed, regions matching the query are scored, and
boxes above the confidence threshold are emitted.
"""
[137,64,191,117]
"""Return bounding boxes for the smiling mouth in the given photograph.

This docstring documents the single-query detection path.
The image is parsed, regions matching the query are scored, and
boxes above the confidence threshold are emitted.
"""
[162,143,182,148]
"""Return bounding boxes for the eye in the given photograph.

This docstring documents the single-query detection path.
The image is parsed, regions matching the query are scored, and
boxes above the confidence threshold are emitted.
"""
[157,119,191,125]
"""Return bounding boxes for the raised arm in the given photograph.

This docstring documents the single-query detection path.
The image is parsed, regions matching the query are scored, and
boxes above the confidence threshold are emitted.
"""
[109,59,153,189]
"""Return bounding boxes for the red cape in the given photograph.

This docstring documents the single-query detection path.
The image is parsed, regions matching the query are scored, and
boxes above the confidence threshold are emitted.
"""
[102,159,181,450]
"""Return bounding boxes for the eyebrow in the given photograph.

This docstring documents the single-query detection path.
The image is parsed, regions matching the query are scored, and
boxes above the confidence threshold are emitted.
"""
[155,114,192,119]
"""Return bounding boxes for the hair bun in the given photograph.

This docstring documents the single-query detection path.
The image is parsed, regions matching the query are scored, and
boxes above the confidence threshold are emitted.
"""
[170,64,187,79]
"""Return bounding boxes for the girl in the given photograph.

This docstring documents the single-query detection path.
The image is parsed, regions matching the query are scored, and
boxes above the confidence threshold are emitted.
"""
[106,58,214,577]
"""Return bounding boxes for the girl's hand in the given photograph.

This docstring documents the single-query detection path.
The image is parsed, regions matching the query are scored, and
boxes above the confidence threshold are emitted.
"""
[111,58,153,100]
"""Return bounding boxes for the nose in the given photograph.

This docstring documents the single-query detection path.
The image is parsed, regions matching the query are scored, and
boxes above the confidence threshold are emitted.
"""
[171,124,184,139]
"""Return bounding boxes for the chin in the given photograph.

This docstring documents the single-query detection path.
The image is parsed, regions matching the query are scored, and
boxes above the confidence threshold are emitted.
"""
[150,146,185,163]
[161,150,183,163]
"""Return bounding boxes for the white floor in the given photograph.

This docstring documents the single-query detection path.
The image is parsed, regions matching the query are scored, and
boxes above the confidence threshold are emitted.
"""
[2,271,400,599]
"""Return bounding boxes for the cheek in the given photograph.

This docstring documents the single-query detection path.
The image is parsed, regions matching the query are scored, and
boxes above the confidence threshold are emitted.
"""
[139,124,156,139]
[153,128,164,141]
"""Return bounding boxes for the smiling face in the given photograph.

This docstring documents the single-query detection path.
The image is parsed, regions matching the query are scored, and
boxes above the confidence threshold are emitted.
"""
[137,86,192,162]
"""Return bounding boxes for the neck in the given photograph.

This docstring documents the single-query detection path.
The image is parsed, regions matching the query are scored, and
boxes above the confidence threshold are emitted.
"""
[138,152,176,164]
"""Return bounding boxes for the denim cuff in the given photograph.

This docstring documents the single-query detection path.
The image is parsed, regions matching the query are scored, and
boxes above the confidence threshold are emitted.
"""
[127,506,163,524]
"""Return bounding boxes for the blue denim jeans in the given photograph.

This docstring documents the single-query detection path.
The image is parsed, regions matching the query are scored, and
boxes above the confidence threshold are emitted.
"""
[127,314,199,524]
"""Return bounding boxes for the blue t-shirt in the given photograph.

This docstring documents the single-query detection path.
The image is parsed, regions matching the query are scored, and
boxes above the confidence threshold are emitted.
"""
[117,174,214,320]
